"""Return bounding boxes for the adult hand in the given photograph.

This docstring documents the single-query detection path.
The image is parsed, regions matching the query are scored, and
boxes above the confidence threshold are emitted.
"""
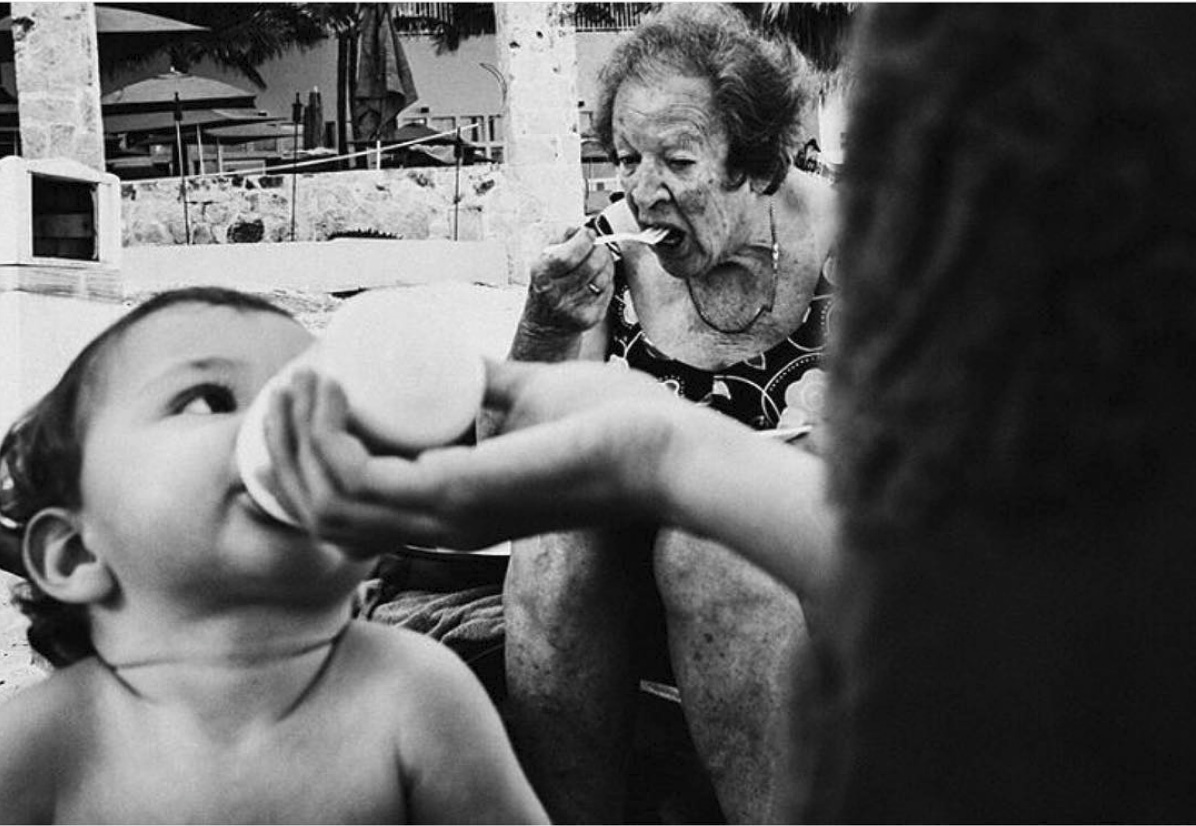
[260,361,683,555]
[524,226,615,336]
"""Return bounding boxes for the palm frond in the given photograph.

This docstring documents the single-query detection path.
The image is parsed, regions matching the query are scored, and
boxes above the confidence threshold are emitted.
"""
[734,2,858,73]
[99,3,334,87]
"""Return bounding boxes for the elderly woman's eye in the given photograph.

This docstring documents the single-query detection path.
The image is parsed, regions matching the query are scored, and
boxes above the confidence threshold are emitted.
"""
[616,154,639,172]
[667,157,696,171]
[174,383,237,415]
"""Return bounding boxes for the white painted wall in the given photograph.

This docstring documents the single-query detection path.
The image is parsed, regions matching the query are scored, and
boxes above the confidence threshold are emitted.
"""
[0,240,529,437]
[0,291,125,435]
[819,90,850,165]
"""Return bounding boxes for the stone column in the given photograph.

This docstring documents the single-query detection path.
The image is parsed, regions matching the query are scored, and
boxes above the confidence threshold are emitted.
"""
[11,2,105,171]
[495,2,584,285]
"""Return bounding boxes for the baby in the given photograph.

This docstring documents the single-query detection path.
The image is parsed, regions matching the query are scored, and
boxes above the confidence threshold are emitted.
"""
[0,287,547,824]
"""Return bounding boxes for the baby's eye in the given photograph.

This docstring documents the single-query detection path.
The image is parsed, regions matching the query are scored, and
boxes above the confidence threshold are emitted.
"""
[174,383,237,415]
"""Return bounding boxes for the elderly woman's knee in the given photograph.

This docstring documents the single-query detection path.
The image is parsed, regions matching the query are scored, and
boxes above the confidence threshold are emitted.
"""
[504,530,648,624]
[653,529,802,623]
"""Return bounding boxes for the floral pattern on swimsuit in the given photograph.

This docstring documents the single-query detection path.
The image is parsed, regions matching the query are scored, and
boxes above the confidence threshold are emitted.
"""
[603,260,834,433]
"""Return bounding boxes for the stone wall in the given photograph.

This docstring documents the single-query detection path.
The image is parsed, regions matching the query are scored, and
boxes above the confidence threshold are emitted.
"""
[10,2,105,171]
[121,164,518,250]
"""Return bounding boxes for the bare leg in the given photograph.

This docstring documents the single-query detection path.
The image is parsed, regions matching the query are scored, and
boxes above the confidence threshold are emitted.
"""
[656,529,811,823]
[503,526,651,823]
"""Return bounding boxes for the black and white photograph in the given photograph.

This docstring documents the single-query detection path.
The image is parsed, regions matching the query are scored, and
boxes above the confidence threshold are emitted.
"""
[2,2,1194,822]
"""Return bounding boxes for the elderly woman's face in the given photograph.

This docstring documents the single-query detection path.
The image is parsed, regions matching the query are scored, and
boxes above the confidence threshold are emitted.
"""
[612,73,756,280]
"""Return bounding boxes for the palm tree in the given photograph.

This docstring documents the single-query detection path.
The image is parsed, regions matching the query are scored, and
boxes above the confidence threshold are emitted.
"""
[98,3,337,86]
[734,2,856,74]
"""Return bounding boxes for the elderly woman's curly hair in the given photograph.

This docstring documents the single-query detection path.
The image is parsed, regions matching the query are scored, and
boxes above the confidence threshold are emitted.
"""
[0,287,293,667]
[593,3,813,195]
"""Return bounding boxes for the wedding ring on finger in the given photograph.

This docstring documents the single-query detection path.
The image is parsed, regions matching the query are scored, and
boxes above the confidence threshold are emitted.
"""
[586,281,602,295]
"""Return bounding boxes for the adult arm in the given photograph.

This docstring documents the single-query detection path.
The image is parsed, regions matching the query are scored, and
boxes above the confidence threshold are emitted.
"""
[262,360,836,604]
[475,224,615,441]
[507,225,614,364]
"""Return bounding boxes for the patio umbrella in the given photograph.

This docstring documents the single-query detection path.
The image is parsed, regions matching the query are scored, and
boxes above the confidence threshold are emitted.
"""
[103,70,261,178]
[102,69,257,115]
[391,122,456,146]
[0,5,206,36]
[105,108,277,141]
[389,123,486,164]
[204,120,299,145]
[303,87,324,149]
[0,5,207,61]
[353,3,419,144]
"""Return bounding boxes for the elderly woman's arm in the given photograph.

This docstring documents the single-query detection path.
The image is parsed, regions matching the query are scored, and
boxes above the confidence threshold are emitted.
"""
[261,360,836,605]
[508,226,615,364]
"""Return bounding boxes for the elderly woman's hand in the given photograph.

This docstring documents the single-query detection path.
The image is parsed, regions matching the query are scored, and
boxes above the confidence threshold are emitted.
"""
[523,226,615,337]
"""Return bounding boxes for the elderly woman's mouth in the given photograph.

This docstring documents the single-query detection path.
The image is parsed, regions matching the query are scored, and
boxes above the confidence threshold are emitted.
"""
[648,225,686,250]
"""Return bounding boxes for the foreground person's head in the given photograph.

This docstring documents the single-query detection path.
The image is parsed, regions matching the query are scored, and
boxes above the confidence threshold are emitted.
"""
[821,5,1196,821]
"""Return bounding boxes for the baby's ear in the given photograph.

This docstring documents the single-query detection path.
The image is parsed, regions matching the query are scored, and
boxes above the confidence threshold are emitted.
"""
[22,508,114,604]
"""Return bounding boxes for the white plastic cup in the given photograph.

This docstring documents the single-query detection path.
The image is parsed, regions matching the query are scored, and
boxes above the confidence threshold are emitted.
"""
[236,289,487,525]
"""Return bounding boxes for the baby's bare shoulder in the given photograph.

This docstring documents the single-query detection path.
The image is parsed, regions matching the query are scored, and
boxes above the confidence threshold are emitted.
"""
[0,661,103,822]
[342,621,472,682]
[0,660,96,743]
[333,622,485,718]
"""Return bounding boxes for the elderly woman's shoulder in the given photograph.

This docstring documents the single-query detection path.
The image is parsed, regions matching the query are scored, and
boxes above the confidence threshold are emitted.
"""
[784,167,836,204]
[779,170,838,245]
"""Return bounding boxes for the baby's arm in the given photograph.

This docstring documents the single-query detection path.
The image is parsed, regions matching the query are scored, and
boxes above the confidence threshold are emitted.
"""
[385,632,549,824]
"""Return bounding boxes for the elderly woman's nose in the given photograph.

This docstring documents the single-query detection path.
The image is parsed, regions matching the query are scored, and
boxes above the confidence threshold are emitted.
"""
[627,164,669,210]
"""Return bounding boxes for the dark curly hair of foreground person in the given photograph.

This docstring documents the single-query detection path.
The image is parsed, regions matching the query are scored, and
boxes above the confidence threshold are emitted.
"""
[807,5,1196,822]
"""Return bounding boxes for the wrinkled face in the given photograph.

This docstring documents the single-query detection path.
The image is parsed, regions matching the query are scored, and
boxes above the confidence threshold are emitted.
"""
[612,73,758,280]
[74,304,358,610]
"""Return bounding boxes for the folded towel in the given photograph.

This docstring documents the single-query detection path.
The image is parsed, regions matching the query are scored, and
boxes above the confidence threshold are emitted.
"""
[357,581,504,650]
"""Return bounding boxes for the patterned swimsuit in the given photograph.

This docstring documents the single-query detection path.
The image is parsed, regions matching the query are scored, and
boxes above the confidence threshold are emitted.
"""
[604,264,834,432]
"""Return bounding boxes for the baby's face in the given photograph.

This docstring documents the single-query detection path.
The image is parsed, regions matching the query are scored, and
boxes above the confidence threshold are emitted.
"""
[73,304,364,611]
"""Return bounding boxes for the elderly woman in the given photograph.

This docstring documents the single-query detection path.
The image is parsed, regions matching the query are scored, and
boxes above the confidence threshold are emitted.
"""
[500,5,837,821]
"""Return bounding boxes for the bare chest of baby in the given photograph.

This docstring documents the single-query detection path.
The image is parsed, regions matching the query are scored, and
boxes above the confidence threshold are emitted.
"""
[52,660,407,823]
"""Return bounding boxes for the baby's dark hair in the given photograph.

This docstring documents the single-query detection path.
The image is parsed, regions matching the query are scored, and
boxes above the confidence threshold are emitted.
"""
[0,287,294,667]
[593,3,811,195]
